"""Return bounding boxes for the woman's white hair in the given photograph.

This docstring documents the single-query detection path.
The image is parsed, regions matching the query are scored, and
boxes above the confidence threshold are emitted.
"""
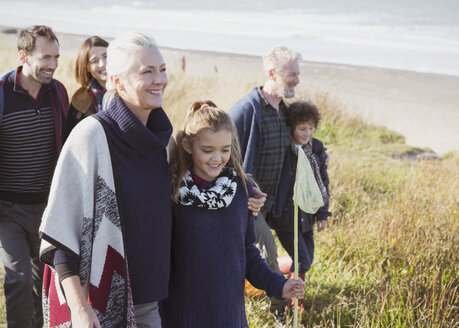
[103,32,158,108]
[262,46,302,76]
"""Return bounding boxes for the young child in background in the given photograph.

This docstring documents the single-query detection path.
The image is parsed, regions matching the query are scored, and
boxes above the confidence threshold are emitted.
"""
[269,101,331,312]
[161,101,304,328]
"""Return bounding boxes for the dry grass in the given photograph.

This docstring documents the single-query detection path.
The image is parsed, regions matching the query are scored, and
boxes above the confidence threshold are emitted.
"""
[1,42,458,327]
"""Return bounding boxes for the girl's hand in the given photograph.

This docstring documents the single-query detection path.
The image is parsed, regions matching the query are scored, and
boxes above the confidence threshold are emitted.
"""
[248,187,267,216]
[317,220,327,232]
[281,279,305,299]
[70,303,101,328]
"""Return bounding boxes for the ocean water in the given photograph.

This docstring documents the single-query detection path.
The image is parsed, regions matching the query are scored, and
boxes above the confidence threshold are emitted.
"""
[1,0,459,76]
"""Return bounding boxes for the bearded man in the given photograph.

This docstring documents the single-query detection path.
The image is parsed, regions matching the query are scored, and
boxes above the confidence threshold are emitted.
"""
[228,46,301,321]
[0,25,68,327]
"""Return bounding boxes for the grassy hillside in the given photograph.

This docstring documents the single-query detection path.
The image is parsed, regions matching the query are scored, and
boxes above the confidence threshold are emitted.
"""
[1,42,458,327]
[241,94,458,327]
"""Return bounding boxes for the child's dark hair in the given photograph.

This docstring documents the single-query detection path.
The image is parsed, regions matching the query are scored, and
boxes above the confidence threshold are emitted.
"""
[169,101,255,202]
[285,101,321,130]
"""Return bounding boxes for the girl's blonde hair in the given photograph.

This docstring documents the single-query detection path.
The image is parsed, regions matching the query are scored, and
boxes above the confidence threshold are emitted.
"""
[170,101,255,202]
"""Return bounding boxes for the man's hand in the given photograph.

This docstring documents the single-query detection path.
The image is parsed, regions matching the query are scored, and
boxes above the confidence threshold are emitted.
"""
[248,187,267,216]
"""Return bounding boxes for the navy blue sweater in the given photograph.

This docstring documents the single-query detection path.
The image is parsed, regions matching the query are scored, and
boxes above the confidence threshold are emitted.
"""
[161,177,286,328]
[98,96,173,304]
[228,87,264,176]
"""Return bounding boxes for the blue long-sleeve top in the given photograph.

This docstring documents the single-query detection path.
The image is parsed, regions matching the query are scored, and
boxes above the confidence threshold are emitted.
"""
[161,176,286,328]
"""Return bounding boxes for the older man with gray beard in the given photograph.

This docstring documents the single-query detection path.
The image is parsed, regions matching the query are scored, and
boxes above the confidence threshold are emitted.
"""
[228,46,301,323]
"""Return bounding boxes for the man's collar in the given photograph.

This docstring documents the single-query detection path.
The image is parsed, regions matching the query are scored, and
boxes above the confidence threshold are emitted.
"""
[13,66,23,90]
[257,86,286,110]
[257,86,270,107]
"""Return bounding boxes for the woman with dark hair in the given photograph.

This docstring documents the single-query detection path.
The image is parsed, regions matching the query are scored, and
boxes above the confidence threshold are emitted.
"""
[64,36,109,140]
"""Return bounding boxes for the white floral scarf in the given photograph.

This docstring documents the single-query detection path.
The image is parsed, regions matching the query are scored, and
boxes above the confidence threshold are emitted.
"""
[178,168,237,209]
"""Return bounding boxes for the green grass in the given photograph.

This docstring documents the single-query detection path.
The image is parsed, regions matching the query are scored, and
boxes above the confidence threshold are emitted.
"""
[242,89,458,327]
[1,41,458,327]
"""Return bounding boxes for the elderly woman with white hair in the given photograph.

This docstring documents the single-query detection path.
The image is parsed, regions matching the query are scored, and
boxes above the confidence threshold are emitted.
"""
[39,32,173,327]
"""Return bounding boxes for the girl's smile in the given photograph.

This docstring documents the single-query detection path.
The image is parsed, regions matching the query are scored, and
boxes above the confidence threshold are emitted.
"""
[184,129,232,182]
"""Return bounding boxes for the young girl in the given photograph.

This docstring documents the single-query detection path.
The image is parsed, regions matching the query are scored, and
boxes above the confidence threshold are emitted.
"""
[269,101,331,311]
[161,101,304,327]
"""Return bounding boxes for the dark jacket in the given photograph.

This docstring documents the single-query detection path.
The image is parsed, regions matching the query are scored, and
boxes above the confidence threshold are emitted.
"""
[0,67,69,155]
[269,138,331,232]
[228,87,263,175]
[63,82,105,142]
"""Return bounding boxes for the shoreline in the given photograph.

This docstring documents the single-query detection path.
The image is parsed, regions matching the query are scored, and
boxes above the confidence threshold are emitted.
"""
[4,25,459,81]
[2,26,458,155]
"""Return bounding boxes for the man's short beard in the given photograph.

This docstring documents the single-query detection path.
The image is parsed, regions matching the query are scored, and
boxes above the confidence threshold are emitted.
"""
[33,68,53,84]
[283,87,295,99]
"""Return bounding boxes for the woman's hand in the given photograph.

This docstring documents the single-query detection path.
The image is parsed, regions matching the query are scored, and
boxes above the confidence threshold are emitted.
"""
[248,187,267,216]
[61,276,101,328]
[70,303,101,328]
[281,279,305,299]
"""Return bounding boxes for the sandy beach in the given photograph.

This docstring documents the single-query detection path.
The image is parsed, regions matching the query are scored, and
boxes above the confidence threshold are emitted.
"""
[1,27,458,155]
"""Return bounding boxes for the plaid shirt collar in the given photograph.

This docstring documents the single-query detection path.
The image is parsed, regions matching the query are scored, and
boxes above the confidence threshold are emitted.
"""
[257,86,287,111]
